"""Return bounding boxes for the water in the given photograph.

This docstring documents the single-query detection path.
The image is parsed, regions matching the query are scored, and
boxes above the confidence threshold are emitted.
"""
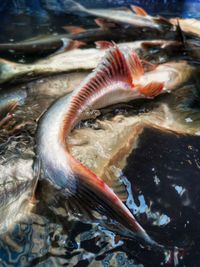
[0,1,200,267]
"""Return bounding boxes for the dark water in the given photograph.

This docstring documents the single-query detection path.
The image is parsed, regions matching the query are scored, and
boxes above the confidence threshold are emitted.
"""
[0,1,200,267]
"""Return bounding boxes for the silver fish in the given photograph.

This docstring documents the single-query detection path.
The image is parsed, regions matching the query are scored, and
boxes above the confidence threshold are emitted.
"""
[0,40,186,85]
[0,35,85,56]
[65,1,174,32]
[36,45,194,250]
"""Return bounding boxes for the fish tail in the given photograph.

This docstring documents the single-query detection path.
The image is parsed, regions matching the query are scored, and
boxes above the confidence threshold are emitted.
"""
[69,155,162,249]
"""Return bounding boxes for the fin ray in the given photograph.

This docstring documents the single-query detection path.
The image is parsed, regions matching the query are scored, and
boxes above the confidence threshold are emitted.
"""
[126,51,144,80]
[131,5,148,16]
[139,82,164,98]
[65,46,133,126]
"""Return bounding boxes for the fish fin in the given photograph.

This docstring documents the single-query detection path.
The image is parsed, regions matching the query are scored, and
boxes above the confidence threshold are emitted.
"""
[52,39,85,55]
[95,40,114,49]
[139,82,164,98]
[69,155,156,246]
[90,45,133,85]
[62,40,85,52]
[95,18,119,29]
[126,51,144,80]
[65,192,95,220]
[130,5,148,16]
[0,101,17,120]
[103,168,128,202]
[62,25,86,34]
[62,46,134,127]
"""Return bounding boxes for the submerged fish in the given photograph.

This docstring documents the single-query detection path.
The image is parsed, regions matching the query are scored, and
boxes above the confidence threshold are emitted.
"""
[0,40,188,85]
[65,1,174,32]
[36,45,193,249]
[0,27,158,57]
[0,35,85,56]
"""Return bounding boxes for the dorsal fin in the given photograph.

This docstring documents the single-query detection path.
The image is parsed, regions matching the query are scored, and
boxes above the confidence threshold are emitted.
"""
[79,45,133,92]
[130,5,148,16]
[126,51,144,80]
[61,46,134,137]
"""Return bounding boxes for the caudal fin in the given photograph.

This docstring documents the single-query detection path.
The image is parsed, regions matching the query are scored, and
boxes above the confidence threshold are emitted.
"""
[69,155,163,249]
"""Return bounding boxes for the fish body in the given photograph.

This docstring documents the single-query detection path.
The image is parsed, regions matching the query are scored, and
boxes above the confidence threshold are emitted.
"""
[66,1,174,32]
[0,35,84,56]
[0,40,188,85]
[36,46,191,248]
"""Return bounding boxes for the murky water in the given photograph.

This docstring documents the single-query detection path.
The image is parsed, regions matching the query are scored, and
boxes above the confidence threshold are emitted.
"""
[0,1,200,267]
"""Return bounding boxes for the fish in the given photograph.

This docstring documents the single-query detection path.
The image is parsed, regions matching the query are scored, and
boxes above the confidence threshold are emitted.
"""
[36,45,194,250]
[0,35,85,56]
[0,25,177,58]
[68,27,137,44]
[64,1,175,32]
[0,40,188,85]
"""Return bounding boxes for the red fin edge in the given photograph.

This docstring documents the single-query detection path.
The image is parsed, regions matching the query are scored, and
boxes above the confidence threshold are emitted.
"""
[139,82,164,98]
[63,25,86,34]
[131,5,148,16]
[126,51,144,80]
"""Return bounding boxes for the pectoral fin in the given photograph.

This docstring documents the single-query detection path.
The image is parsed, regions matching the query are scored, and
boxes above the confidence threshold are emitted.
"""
[139,82,164,98]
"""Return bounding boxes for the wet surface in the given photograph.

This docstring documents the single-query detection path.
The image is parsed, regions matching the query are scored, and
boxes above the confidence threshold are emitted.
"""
[0,1,200,267]
[1,77,200,266]
[1,126,200,266]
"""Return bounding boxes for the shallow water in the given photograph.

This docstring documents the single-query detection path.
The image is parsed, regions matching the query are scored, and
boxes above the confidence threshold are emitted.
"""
[0,1,200,267]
